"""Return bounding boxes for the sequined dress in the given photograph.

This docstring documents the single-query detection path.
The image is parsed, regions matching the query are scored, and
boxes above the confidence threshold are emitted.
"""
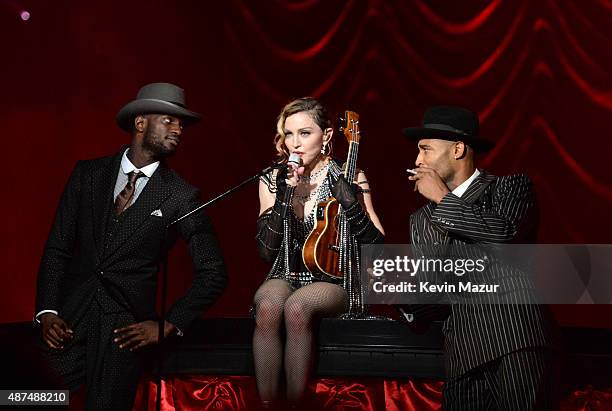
[259,159,365,315]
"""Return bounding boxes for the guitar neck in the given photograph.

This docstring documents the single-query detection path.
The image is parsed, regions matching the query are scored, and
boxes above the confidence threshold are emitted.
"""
[343,141,360,182]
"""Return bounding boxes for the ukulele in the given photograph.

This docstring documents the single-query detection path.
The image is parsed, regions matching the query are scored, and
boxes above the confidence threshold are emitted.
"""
[302,111,361,279]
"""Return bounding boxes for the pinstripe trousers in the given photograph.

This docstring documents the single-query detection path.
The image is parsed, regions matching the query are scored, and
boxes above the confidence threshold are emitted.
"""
[442,348,559,411]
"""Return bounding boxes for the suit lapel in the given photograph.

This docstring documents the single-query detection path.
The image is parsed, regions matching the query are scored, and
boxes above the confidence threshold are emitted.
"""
[101,164,173,261]
[92,149,124,263]
[461,169,496,204]
[414,170,496,245]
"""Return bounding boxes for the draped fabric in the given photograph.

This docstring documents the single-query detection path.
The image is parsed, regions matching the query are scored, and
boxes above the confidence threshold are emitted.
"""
[221,0,612,324]
[133,376,256,411]
[3,1,611,325]
[224,0,612,245]
[132,375,611,410]
[562,387,612,411]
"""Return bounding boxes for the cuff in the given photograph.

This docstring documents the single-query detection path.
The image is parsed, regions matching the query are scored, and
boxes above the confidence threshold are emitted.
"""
[431,193,462,229]
[34,309,58,324]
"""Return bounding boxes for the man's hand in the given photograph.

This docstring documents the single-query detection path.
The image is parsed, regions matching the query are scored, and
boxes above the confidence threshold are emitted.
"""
[409,166,450,203]
[40,313,73,349]
[113,320,177,352]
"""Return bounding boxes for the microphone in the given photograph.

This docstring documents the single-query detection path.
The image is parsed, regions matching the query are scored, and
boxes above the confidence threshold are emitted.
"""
[261,153,302,175]
[281,153,302,219]
[287,152,302,169]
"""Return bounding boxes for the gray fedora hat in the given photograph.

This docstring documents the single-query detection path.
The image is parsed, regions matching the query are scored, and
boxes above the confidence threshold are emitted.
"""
[116,82,201,132]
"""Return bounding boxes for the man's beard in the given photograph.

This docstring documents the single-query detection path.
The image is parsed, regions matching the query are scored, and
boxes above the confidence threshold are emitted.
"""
[142,131,175,158]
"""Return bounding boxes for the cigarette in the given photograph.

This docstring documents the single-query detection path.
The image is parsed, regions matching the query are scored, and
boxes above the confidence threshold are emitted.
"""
[406,168,417,175]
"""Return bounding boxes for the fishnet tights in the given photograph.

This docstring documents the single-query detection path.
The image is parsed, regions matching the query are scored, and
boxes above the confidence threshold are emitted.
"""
[253,279,348,402]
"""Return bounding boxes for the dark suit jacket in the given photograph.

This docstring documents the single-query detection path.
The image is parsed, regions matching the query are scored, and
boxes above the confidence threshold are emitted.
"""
[409,170,554,378]
[36,148,227,332]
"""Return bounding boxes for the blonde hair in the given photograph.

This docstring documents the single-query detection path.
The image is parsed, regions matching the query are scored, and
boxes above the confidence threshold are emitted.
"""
[273,97,332,162]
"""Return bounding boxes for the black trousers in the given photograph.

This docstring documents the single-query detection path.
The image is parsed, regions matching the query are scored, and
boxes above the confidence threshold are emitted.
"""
[39,294,146,411]
[443,348,559,411]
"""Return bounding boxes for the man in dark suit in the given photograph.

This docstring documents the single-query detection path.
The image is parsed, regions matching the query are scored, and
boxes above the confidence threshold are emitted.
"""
[35,82,227,410]
[402,106,556,410]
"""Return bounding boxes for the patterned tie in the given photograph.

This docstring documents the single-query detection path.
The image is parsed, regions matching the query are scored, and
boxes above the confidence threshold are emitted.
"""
[115,171,144,215]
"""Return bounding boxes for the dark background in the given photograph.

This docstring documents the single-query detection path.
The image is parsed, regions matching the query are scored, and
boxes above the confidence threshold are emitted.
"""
[1,0,610,327]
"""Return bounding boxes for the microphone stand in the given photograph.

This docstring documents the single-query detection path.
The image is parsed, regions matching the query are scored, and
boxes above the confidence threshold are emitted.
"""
[169,165,275,227]
[154,163,279,411]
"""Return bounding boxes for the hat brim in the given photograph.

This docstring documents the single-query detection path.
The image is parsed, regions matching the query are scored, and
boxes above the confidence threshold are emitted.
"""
[402,127,494,152]
[116,99,201,132]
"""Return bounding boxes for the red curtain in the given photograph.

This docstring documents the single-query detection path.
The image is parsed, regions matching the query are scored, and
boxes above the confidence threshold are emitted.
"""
[132,375,612,410]
[3,0,611,325]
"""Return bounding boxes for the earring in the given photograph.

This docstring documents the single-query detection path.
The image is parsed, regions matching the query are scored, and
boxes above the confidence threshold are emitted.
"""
[321,141,332,156]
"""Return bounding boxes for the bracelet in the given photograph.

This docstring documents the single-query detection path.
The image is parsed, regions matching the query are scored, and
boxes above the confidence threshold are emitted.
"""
[265,224,283,235]
[354,219,373,236]
[256,235,281,251]
[257,211,273,223]
[272,207,284,217]
[352,212,369,227]
[344,202,360,214]
[367,230,384,244]
[346,208,366,223]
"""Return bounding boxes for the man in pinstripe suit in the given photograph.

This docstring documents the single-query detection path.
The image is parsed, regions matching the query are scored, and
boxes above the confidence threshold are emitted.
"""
[402,106,557,410]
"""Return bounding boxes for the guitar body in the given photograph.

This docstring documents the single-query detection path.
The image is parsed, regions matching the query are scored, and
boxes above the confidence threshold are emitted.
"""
[302,110,361,280]
[302,198,342,279]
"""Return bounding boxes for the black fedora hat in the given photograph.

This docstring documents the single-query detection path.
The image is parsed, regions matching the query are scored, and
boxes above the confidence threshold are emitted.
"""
[402,106,494,152]
[116,82,201,132]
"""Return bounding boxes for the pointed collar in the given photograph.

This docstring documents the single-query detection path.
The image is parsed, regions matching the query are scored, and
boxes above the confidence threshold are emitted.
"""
[452,169,481,198]
[120,149,160,178]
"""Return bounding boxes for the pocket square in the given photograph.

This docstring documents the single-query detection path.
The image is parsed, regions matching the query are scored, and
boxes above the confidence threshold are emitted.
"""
[151,209,163,217]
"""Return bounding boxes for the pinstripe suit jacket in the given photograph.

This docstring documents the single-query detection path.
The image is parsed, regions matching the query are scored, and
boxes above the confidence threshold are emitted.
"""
[36,148,227,332]
[409,169,553,378]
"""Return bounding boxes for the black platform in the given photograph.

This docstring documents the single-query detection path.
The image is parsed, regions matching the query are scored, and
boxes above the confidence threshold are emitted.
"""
[1,318,611,388]
[160,317,445,379]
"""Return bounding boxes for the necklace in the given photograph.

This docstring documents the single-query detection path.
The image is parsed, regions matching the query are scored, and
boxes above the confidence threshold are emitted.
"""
[293,160,330,209]
[299,161,329,183]
[294,183,325,206]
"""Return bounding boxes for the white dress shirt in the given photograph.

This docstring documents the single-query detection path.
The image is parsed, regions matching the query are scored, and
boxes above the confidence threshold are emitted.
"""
[451,169,481,198]
[113,149,160,205]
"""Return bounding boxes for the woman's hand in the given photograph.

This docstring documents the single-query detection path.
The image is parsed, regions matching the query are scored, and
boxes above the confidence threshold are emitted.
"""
[285,163,304,187]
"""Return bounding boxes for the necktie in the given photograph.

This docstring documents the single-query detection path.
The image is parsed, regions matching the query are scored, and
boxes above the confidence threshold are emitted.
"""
[115,171,144,215]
